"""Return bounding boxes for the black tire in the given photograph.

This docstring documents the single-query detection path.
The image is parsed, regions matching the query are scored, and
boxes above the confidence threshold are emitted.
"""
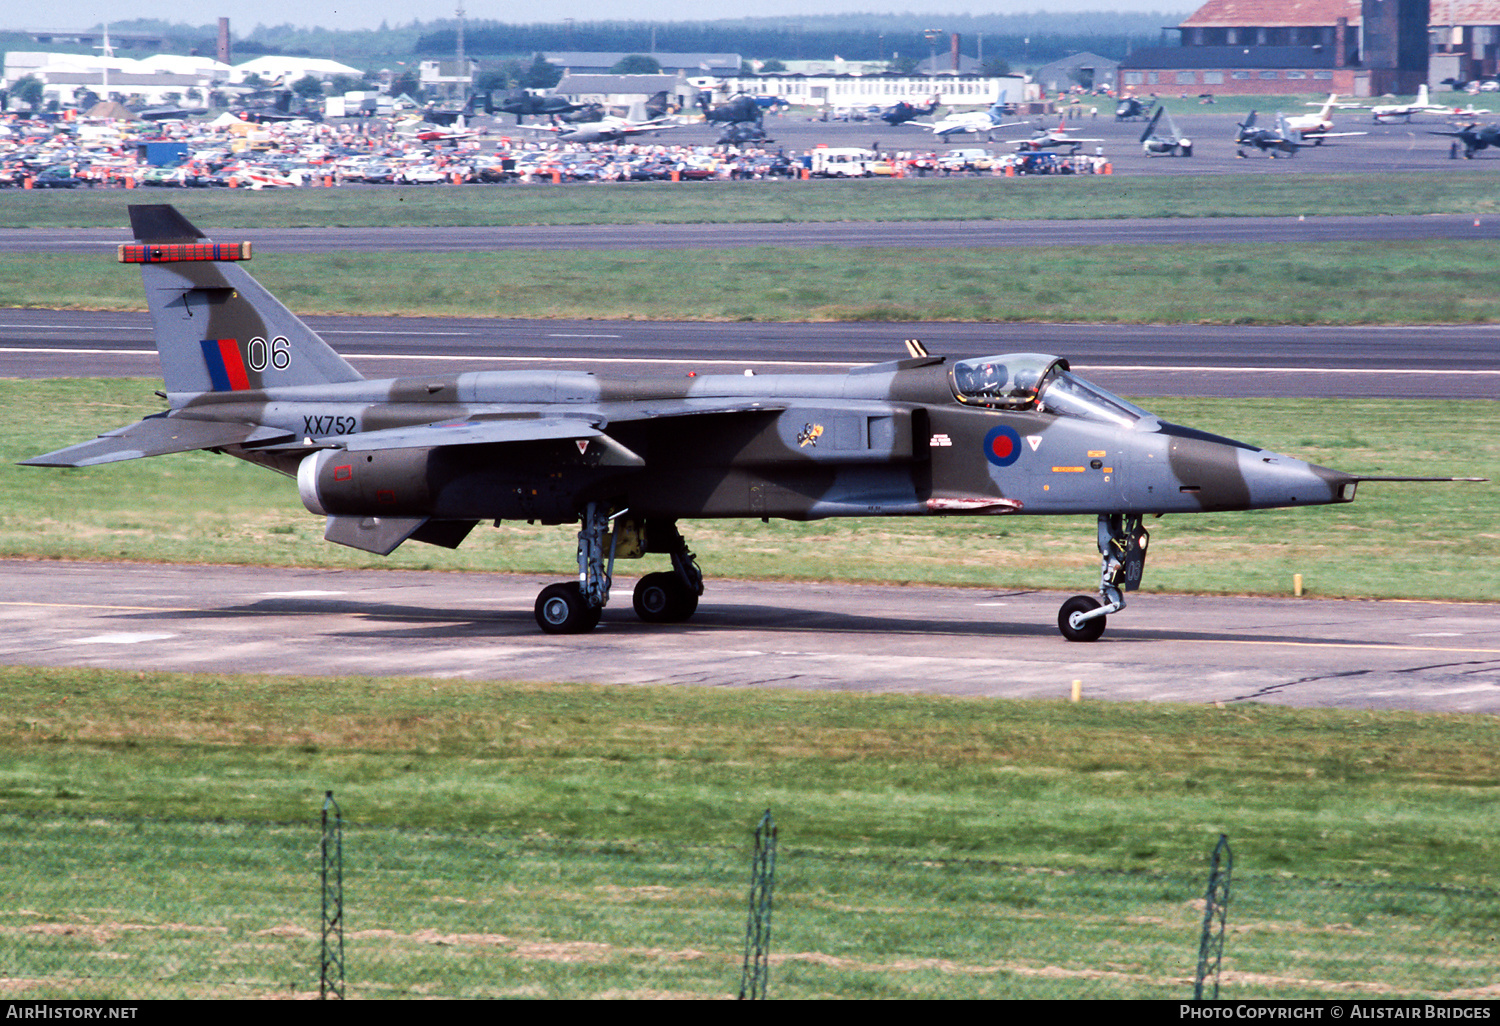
[535,582,601,634]
[1058,595,1106,642]
[633,572,698,623]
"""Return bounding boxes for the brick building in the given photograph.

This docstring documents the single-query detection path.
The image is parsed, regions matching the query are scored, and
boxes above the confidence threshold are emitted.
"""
[1121,0,1500,96]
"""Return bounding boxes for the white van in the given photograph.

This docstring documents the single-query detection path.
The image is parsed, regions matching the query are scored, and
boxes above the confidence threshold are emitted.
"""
[809,147,877,177]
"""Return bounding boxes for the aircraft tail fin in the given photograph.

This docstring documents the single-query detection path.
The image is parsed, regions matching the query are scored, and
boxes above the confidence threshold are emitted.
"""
[126,204,363,396]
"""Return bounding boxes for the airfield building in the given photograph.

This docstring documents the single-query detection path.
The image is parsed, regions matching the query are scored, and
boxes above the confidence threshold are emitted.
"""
[1121,0,1500,95]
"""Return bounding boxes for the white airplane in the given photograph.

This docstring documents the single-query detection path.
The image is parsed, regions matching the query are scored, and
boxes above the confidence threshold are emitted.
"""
[1368,85,1451,123]
[519,99,684,144]
[1284,94,1362,135]
[1279,94,1367,145]
[912,92,1025,140]
[1005,117,1106,153]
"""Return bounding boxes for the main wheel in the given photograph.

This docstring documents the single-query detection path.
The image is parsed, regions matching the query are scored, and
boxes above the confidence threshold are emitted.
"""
[535,582,601,634]
[633,572,699,623]
[1058,595,1106,642]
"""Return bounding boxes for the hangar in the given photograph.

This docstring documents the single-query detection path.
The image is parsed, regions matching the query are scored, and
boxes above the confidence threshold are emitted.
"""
[1121,0,1500,95]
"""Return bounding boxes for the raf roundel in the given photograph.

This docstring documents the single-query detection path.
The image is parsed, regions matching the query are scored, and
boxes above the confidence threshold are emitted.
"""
[983,424,1024,468]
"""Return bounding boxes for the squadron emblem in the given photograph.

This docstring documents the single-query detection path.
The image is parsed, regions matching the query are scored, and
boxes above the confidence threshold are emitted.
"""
[797,423,824,448]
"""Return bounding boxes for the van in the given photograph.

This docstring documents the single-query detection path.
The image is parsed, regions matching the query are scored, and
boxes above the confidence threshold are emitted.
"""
[809,147,877,177]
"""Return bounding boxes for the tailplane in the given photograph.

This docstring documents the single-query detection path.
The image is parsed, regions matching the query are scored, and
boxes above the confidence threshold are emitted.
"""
[126,204,363,395]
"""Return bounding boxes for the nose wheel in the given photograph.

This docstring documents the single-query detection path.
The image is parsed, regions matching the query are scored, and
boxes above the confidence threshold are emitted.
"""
[1058,595,1105,642]
[1055,514,1149,642]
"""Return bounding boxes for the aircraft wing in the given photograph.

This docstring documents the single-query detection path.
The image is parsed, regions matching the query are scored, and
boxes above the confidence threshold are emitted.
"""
[20,415,292,468]
[339,416,637,461]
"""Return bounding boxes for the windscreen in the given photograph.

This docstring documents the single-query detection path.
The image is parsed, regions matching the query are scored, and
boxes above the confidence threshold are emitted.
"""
[951,353,1151,426]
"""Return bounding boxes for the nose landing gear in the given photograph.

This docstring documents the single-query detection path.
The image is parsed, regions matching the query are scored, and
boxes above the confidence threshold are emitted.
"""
[1058,513,1149,642]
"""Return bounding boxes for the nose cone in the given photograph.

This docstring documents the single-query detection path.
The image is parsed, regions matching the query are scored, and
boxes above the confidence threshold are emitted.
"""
[1159,423,1356,511]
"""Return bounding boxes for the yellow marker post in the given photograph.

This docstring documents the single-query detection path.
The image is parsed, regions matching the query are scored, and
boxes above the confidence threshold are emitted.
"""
[1293,573,1304,597]
[1071,680,1082,703]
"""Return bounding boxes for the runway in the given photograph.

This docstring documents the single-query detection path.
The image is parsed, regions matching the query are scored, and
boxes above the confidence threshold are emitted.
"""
[2,560,1496,713]
[3,307,1497,399]
[7,213,1500,254]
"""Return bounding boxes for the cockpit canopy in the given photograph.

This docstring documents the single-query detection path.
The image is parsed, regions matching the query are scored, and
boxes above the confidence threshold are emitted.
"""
[950,353,1152,427]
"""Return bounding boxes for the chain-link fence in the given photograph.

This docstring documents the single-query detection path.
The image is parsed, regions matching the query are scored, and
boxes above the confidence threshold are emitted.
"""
[1,809,1496,999]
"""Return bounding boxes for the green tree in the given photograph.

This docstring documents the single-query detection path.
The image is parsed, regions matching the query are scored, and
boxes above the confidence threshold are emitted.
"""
[292,74,325,99]
[610,54,662,75]
[520,56,562,89]
[13,75,43,112]
[758,59,788,73]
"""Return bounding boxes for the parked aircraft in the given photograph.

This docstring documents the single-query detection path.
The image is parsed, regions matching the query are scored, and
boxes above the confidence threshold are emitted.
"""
[23,207,1480,640]
[717,121,773,146]
[1140,105,1192,156]
[528,112,682,144]
[1115,97,1152,121]
[1284,94,1355,137]
[1430,121,1500,157]
[497,89,589,123]
[1007,119,1106,154]
[879,96,940,126]
[1235,112,1314,157]
[913,92,1023,140]
[1368,85,1451,123]
[422,93,492,126]
[697,94,762,125]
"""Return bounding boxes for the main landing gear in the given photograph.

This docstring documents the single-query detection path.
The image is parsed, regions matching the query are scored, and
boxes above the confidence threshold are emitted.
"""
[533,503,704,634]
[1058,513,1149,643]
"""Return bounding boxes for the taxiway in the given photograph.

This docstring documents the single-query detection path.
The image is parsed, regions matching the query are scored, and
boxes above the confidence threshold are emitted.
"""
[2,560,1496,713]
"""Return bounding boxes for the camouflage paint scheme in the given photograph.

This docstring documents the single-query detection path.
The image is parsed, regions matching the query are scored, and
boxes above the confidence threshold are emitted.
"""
[22,205,1385,639]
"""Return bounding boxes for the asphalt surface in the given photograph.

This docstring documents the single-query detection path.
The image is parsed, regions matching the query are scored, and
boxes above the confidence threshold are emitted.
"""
[3,561,1496,712]
[8,214,1500,254]
[3,307,1497,399]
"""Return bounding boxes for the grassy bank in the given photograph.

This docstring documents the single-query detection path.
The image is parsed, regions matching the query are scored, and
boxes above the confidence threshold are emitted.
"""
[4,172,1500,229]
[4,665,1497,998]
[7,241,1500,323]
[3,665,1497,885]
[4,380,1496,601]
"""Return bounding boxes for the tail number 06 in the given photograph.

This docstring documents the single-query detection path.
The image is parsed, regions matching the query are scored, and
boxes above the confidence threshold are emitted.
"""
[246,336,291,372]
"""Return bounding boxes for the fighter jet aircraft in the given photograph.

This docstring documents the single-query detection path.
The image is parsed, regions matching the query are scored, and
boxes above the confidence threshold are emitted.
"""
[1114,97,1153,122]
[22,206,1481,640]
[1140,105,1192,156]
[1006,118,1106,154]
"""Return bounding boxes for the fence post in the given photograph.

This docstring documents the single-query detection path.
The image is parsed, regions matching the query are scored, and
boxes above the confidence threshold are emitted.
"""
[320,790,345,1000]
[738,808,777,1000]
[1194,833,1233,1000]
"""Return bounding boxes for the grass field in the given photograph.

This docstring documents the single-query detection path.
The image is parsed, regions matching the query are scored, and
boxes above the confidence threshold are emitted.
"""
[8,240,1500,324]
[1,670,1496,998]
[3,380,1496,600]
[4,171,1500,230]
